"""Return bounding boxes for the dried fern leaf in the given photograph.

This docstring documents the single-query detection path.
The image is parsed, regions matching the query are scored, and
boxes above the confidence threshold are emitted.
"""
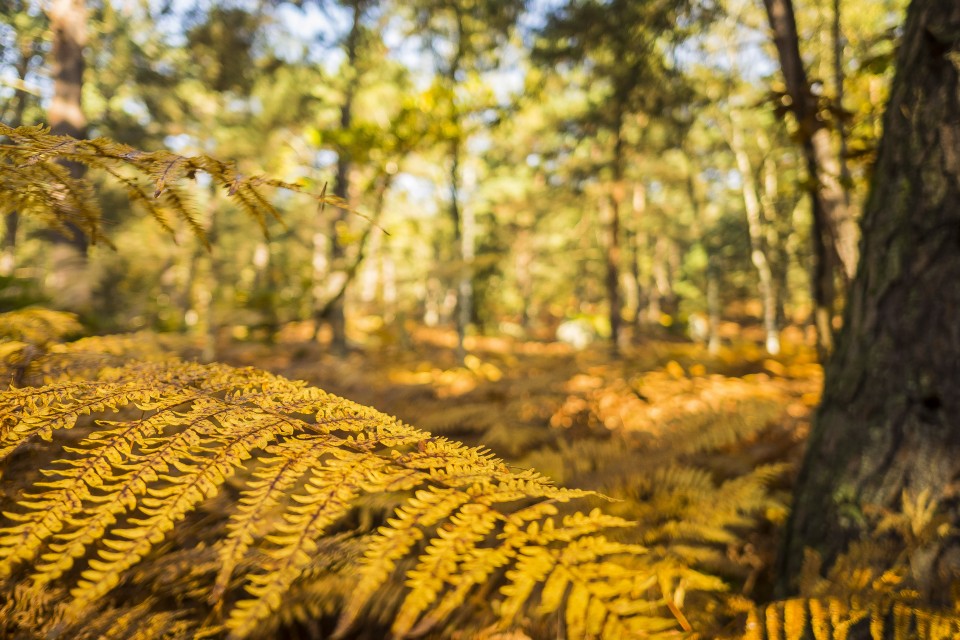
[0,328,689,638]
[0,123,346,247]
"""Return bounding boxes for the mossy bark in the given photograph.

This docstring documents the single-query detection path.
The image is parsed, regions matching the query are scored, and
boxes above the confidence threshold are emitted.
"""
[778,1,960,602]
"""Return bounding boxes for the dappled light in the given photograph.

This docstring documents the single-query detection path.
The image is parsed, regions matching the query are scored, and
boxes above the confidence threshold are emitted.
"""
[3,0,960,638]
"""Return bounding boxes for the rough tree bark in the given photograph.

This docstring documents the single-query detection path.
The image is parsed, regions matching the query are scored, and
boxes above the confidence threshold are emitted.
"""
[778,0,960,603]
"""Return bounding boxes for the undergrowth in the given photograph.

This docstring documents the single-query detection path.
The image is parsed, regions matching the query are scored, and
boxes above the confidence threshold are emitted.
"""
[0,311,712,639]
[2,126,958,639]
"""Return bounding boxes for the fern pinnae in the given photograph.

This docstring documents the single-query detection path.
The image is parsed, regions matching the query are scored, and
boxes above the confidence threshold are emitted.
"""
[227,449,390,639]
[335,485,475,637]
[237,181,283,230]
[99,163,177,236]
[157,183,207,246]
[391,501,504,637]
[34,160,101,240]
[149,153,186,199]
[504,525,677,638]
[23,405,219,584]
[0,388,189,576]
[3,367,306,581]
[406,543,518,638]
[230,183,272,238]
[60,400,302,615]
[54,597,192,640]
[807,598,830,640]
[0,360,230,457]
[210,435,341,604]
[499,543,556,627]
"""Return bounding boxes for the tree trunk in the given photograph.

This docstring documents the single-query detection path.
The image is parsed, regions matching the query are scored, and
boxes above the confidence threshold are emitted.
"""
[626,184,646,335]
[705,255,721,355]
[832,0,853,212]
[312,175,391,336]
[456,159,477,357]
[728,109,781,355]
[45,0,91,311]
[448,137,469,358]
[778,0,960,603]
[327,2,362,355]
[682,158,721,355]
[605,113,625,355]
[763,0,858,356]
[515,227,533,331]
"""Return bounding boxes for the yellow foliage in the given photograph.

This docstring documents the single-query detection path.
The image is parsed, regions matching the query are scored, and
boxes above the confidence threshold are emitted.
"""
[0,123,347,248]
[0,310,684,639]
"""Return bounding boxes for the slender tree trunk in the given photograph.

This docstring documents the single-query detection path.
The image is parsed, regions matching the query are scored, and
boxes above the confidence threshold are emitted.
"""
[515,227,533,331]
[45,0,91,311]
[647,235,665,325]
[634,230,650,322]
[311,227,330,338]
[312,174,392,332]
[682,158,722,354]
[442,7,471,359]
[572,210,592,314]
[832,0,853,210]
[456,160,476,356]
[327,3,362,355]
[705,255,721,354]
[778,0,960,603]
[728,110,781,354]
[626,184,646,334]
[252,241,279,342]
[763,0,858,356]
[448,137,468,357]
[758,136,791,329]
[810,191,836,360]
[605,113,625,355]
[186,194,219,362]
[0,212,17,279]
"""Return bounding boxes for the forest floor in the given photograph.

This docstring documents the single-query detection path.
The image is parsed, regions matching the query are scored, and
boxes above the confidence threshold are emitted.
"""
[219,321,823,609]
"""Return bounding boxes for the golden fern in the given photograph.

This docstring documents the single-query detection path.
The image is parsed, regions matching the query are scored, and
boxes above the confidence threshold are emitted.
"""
[0,314,688,639]
[735,596,960,640]
[0,308,83,345]
[0,123,348,246]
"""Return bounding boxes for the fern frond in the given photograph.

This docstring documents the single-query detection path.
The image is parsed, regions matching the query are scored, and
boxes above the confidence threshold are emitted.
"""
[0,326,697,638]
[0,309,83,345]
[736,596,960,640]
[391,501,505,636]
[50,599,193,640]
[336,485,477,635]
[501,533,677,639]
[225,447,392,638]
[0,123,343,246]
[210,436,335,603]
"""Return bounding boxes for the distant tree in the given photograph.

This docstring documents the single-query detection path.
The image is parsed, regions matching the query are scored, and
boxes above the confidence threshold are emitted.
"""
[0,3,45,277]
[405,0,524,358]
[45,0,92,310]
[762,0,860,358]
[779,0,960,603]
[535,0,700,353]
